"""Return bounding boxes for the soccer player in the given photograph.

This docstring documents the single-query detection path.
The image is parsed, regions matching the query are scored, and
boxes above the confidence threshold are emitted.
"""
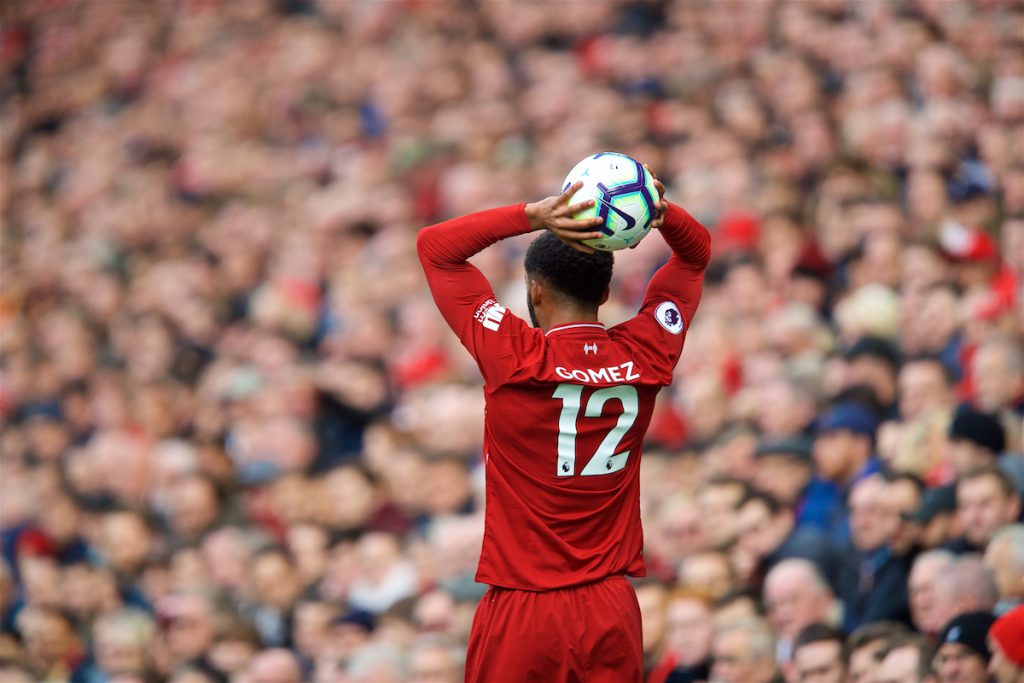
[417,174,710,681]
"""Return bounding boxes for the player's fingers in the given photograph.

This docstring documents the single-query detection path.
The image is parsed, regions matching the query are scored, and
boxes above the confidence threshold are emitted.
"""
[564,198,596,215]
[559,180,584,204]
[644,163,657,181]
[556,217,603,233]
[565,241,596,254]
[552,221,604,237]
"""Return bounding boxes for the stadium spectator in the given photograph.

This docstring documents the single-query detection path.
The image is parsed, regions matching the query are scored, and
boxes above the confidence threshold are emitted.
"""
[944,409,1008,481]
[929,556,1000,641]
[244,547,303,648]
[839,475,912,632]
[844,337,901,416]
[735,490,839,590]
[764,559,838,666]
[407,636,463,683]
[983,524,1024,615]
[698,478,750,552]
[245,648,303,683]
[710,618,779,683]
[155,591,220,681]
[950,466,1022,553]
[908,550,956,637]
[884,472,926,557]
[635,579,670,676]
[678,549,733,602]
[970,336,1024,416]
[875,633,938,683]
[988,606,1024,683]
[646,589,714,683]
[751,437,815,509]
[805,401,882,543]
[932,612,996,683]
[913,488,962,551]
[791,623,846,683]
[844,621,912,683]
[15,605,85,682]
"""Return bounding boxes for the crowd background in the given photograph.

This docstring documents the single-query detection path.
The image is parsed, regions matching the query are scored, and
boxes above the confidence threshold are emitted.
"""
[1,0,1023,682]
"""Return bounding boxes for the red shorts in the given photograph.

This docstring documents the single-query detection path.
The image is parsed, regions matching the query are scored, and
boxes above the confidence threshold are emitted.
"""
[465,575,642,683]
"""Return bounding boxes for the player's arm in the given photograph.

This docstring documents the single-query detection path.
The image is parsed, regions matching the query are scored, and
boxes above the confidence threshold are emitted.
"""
[644,178,711,320]
[416,182,602,379]
[614,178,710,381]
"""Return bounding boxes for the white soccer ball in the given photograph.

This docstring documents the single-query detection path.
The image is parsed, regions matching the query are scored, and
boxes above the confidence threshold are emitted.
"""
[561,152,660,251]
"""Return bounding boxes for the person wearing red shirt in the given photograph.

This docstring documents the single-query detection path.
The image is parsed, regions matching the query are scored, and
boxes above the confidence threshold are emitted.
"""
[417,175,710,682]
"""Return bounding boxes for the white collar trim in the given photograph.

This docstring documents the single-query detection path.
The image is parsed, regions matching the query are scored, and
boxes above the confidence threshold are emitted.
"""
[545,323,606,336]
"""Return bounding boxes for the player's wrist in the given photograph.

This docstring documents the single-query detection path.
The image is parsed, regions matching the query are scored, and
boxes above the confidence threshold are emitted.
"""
[523,201,544,231]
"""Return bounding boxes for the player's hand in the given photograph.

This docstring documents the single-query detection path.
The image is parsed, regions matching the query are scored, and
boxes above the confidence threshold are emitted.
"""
[646,164,668,233]
[525,180,606,254]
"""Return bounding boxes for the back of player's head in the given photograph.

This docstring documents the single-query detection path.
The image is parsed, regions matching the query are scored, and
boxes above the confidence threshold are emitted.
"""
[524,232,613,308]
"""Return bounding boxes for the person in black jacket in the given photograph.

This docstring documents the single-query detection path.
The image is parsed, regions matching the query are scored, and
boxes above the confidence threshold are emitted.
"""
[839,474,912,633]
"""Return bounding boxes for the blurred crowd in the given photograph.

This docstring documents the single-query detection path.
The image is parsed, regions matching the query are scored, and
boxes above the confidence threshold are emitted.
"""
[1,0,1023,682]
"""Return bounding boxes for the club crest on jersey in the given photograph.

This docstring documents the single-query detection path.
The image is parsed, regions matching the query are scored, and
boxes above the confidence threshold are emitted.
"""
[583,342,598,355]
[655,301,684,335]
[473,299,507,332]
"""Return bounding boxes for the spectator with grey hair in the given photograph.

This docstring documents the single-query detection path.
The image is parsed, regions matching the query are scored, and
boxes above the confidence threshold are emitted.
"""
[408,635,464,683]
[983,524,1024,616]
[345,642,406,683]
[929,555,999,638]
[909,549,957,637]
[763,558,837,667]
[970,335,1024,417]
[77,608,157,682]
[155,590,222,683]
[711,618,778,683]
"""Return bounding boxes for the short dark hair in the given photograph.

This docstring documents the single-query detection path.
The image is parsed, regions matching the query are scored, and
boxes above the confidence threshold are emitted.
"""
[842,620,909,665]
[876,633,937,681]
[739,488,784,516]
[524,232,613,308]
[882,470,925,495]
[901,353,954,385]
[793,623,845,655]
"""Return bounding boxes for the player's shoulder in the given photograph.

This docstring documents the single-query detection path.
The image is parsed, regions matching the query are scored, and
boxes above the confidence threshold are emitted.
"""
[472,298,547,353]
[469,296,524,332]
[610,297,686,338]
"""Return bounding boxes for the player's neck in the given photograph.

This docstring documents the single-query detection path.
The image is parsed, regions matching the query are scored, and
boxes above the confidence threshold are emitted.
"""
[540,307,601,333]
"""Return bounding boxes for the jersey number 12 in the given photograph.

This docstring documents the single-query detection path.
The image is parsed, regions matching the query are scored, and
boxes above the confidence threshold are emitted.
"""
[553,383,638,477]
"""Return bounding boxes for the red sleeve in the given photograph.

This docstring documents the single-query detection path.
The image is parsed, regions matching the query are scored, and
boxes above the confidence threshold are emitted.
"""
[611,202,711,384]
[416,204,541,388]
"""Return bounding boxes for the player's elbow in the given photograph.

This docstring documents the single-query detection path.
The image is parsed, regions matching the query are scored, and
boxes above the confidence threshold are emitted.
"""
[416,226,439,265]
[691,226,712,269]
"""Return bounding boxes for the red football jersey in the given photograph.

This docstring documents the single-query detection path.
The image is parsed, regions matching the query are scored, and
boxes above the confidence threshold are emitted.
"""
[418,202,709,591]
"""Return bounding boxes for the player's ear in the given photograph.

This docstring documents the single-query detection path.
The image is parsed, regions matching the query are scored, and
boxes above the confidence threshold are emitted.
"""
[599,286,610,306]
[529,279,543,306]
